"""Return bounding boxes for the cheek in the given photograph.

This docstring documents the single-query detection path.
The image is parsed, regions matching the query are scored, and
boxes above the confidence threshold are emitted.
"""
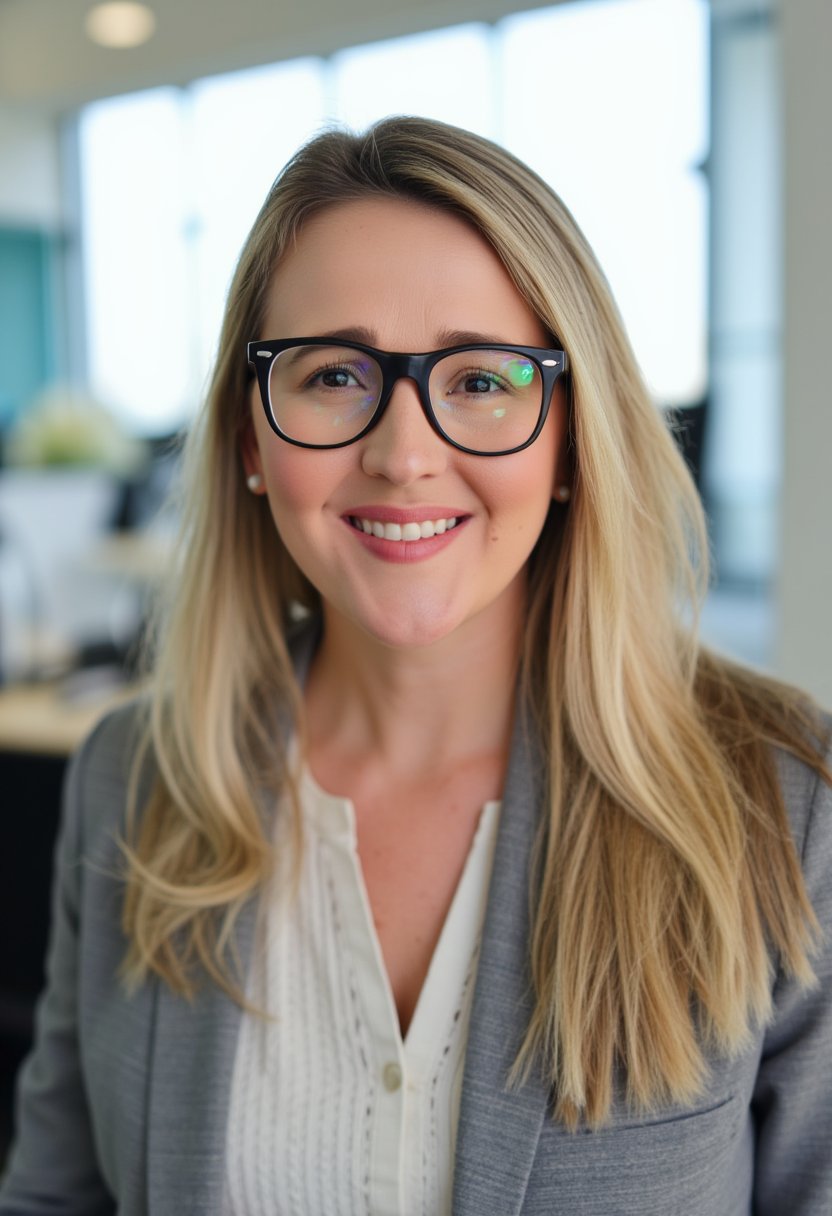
[266,452,321,511]
[259,441,353,539]
[501,467,555,536]
[477,421,561,534]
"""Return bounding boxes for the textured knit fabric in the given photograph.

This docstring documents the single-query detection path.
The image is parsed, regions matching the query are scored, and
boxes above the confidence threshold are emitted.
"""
[222,766,501,1216]
[1,621,832,1214]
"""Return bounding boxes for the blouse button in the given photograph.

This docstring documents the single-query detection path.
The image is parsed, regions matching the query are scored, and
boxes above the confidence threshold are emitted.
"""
[382,1061,403,1092]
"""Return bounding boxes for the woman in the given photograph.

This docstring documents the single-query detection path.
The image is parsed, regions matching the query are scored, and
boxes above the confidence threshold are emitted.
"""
[2,117,830,1215]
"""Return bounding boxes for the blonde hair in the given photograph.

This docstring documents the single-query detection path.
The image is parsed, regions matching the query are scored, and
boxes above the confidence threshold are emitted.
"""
[122,116,831,1128]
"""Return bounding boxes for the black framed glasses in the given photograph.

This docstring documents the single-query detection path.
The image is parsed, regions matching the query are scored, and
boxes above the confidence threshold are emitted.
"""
[246,337,569,456]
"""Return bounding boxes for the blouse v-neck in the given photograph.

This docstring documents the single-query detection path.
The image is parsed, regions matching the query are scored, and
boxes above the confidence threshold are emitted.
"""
[223,763,502,1216]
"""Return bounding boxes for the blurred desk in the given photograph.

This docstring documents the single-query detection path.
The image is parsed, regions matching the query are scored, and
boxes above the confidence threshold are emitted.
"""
[0,530,159,1154]
[0,677,137,1055]
[80,528,172,583]
[0,679,135,756]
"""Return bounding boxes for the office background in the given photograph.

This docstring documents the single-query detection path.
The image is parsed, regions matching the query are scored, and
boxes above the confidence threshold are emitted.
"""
[1,0,829,703]
[0,0,829,1160]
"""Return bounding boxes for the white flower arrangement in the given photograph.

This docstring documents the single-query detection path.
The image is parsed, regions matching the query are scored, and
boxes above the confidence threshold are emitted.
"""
[6,386,148,474]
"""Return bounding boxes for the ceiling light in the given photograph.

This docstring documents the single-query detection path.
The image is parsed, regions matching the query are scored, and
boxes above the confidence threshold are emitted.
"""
[85,2,156,49]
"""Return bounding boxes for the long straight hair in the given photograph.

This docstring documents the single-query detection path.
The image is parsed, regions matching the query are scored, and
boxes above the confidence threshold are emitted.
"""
[121,117,831,1128]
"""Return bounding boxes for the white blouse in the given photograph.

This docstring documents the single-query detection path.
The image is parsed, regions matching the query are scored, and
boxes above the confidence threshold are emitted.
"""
[222,763,501,1216]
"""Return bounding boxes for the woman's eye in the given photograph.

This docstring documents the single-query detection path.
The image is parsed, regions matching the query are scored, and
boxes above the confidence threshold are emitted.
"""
[455,371,505,395]
[310,366,361,389]
[464,374,497,393]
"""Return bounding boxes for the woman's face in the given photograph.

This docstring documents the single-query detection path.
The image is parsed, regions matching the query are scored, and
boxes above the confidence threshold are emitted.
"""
[244,196,570,651]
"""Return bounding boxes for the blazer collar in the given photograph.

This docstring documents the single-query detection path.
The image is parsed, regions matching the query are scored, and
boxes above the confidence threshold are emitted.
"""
[452,699,551,1216]
[146,908,256,1213]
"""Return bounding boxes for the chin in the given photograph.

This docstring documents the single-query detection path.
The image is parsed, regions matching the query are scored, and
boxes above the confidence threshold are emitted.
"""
[344,595,466,652]
[359,616,459,652]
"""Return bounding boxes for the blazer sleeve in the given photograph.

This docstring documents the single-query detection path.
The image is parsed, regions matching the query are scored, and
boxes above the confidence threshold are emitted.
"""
[751,733,832,1215]
[0,721,116,1214]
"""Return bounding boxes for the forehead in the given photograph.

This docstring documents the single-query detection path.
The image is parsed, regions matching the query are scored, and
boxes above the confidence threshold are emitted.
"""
[260,196,547,347]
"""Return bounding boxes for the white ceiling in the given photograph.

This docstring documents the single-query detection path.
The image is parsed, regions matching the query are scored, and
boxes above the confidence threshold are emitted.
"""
[0,0,563,114]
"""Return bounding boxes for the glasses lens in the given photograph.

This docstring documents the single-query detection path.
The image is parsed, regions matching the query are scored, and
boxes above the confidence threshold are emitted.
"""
[268,345,382,444]
[428,350,543,452]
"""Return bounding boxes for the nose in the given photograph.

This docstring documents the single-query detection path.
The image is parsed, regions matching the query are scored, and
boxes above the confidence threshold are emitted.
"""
[359,377,448,484]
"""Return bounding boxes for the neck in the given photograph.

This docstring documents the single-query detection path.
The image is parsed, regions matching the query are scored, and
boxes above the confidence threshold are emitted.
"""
[303,602,522,781]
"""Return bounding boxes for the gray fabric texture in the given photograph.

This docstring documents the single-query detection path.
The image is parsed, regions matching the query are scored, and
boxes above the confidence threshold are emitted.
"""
[1,623,831,1214]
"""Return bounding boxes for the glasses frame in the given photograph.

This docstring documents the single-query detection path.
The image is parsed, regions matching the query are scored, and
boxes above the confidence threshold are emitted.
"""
[246,337,570,457]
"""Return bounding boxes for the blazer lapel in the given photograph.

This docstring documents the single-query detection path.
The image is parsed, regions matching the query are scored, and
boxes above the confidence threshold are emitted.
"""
[145,895,257,1213]
[453,702,551,1216]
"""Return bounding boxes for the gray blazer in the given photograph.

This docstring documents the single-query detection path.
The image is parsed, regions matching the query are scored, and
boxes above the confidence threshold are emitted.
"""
[2,625,832,1214]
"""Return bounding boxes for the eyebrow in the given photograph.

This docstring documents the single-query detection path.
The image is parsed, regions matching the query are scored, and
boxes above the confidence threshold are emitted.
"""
[310,326,511,350]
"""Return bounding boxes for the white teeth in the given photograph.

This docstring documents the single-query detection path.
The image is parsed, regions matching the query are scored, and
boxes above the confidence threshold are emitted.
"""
[353,515,461,541]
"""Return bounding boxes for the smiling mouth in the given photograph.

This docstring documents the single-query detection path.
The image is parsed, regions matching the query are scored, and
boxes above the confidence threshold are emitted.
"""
[346,515,464,541]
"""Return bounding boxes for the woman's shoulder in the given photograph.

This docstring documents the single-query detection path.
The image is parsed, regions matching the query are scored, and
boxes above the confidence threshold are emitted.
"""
[74,693,151,782]
[695,646,832,845]
[768,711,832,975]
[772,709,832,856]
[63,612,320,843]
[64,694,154,848]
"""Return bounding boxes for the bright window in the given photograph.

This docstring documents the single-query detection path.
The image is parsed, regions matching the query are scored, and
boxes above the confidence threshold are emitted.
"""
[501,0,707,405]
[78,0,707,434]
[332,24,497,137]
[189,60,328,383]
[80,89,191,433]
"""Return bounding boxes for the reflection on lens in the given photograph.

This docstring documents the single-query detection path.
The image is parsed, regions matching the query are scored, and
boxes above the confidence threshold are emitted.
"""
[429,349,542,452]
[269,345,382,444]
[506,358,536,388]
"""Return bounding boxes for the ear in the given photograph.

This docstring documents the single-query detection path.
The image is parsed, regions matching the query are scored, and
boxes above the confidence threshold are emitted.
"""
[239,417,264,483]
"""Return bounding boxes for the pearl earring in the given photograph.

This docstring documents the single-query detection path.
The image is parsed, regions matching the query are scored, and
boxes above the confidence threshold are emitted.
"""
[246,473,264,493]
[554,484,571,503]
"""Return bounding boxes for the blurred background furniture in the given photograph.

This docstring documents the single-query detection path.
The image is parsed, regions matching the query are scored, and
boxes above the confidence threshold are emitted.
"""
[0,679,135,1160]
[0,450,168,1163]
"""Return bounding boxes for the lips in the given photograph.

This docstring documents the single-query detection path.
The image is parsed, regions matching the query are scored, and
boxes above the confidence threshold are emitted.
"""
[346,515,460,541]
[341,505,470,561]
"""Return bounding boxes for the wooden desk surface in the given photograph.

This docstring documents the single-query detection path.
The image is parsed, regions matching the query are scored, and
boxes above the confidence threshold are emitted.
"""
[0,679,137,756]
